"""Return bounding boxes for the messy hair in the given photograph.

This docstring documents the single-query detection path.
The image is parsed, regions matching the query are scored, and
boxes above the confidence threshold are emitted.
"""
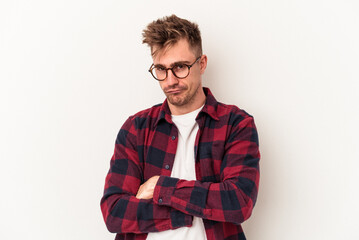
[142,14,202,57]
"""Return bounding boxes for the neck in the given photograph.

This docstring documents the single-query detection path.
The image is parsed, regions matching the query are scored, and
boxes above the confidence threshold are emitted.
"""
[169,87,206,115]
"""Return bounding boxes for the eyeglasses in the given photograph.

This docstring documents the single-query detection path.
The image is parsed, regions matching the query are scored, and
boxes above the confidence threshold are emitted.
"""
[148,56,201,81]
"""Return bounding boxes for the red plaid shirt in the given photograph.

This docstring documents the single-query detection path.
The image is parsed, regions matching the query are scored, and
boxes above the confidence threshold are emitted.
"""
[101,88,260,240]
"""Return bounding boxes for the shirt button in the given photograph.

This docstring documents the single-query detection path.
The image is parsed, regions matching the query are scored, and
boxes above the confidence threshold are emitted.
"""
[171,135,176,140]
[165,164,170,170]
[158,198,163,203]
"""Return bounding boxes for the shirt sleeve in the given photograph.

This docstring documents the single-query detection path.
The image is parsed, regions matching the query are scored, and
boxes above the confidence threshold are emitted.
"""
[152,115,260,224]
[100,117,192,234]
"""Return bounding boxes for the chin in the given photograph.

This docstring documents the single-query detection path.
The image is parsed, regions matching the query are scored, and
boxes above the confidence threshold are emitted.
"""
[167,96,185,106]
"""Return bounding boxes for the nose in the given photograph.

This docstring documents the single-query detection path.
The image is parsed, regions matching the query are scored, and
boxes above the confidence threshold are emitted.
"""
[165,69,179,86]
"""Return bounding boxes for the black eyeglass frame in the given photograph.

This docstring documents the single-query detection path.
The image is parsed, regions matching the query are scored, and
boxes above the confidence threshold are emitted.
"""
[148,56,202,81]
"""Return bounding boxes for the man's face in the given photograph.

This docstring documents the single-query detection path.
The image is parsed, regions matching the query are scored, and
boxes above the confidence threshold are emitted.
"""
[152,39,207,111]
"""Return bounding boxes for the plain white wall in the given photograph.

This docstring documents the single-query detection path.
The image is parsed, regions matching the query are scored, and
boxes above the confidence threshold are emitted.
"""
[1,0,358,239]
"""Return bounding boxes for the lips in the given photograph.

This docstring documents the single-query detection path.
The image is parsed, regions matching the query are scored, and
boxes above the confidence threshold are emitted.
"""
[167,89,182,94]
[165,87,187,94]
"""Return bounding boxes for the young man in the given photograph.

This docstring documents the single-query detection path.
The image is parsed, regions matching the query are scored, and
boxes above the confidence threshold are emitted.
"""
[101,15,260,240]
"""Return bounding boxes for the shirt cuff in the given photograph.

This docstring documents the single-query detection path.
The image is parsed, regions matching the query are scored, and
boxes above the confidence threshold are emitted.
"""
[153,175,179,206]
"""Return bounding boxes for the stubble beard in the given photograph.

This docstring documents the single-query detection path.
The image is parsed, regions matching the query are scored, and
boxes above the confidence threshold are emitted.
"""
[166,84,201,107]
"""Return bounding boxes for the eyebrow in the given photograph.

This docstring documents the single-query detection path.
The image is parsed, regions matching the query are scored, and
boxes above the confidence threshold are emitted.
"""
[154,60,192,68]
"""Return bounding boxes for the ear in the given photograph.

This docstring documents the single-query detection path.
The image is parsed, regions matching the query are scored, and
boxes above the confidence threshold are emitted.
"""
[199,55,208,74]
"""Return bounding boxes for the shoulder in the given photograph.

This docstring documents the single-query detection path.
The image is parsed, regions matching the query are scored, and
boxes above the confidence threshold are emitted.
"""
[216,102,254,124]
[129,103,162,120]
[125,103,163,129]
[216,102,259,145]
[117,103,162,140]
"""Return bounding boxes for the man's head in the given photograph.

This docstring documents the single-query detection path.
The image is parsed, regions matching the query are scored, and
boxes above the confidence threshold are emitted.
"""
[142,15,207,115]
[142,14,202,58]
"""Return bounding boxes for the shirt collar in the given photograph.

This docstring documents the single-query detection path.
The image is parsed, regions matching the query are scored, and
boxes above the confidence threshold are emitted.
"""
[155,87,220,126]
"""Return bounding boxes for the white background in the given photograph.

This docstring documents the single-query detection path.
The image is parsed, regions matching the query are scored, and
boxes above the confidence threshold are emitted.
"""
[1,0,358,239]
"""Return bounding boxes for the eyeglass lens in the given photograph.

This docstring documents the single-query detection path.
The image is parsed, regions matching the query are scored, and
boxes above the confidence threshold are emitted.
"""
[153,65,189,80]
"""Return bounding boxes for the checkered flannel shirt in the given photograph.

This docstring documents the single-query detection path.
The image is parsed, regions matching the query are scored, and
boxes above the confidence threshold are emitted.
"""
[101,88,260,240]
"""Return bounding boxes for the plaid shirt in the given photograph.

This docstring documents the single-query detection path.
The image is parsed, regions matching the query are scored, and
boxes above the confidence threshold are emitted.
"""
[101,88,260,240]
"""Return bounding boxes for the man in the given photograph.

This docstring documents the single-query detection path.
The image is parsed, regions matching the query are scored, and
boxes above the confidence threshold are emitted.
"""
[101,15,260,240]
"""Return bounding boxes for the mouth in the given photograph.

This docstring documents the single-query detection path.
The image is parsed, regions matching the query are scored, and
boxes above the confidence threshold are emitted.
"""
[166,88,185,94]
[167,89,182,94]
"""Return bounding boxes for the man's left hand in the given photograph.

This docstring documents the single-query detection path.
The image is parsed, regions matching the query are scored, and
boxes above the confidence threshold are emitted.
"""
[135,175,160,199]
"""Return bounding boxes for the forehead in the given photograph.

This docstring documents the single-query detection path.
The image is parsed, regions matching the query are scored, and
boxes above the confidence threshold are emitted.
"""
[152,39,196,65]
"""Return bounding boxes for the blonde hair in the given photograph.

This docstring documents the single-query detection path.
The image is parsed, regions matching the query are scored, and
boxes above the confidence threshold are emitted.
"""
[142,14,202,57]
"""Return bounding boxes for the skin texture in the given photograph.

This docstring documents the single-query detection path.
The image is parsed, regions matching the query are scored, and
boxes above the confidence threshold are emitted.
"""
[135,39,208,199]
[136,175,160,199]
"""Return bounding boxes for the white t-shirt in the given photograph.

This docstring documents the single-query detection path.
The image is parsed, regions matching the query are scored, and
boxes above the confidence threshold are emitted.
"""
[147,105,207,240]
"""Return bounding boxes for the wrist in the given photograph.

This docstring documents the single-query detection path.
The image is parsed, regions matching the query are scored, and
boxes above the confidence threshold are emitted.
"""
[153,176,179,206]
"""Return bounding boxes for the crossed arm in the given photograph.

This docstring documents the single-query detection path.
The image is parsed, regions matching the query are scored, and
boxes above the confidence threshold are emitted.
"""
[100,115,260,234]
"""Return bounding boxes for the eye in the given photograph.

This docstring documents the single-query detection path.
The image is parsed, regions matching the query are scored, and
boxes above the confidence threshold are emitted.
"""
[155,66,166,72]
[174,64,186,71]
